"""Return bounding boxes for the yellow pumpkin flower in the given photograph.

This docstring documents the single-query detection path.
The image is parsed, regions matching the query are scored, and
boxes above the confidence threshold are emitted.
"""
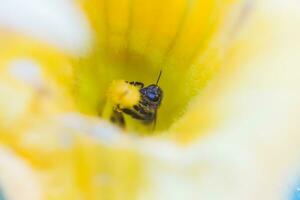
[0,0,300,200]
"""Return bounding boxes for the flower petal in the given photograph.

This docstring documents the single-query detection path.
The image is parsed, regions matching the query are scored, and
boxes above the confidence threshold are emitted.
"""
[77,0,244,130]
[0,0,92,55]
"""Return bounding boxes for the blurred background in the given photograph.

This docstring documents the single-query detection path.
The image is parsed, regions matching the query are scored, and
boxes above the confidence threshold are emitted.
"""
[0,0,300,200]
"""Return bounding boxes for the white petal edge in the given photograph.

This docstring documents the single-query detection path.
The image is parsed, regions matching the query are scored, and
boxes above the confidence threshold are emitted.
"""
[0,0,92,55]
[0,147,42,200]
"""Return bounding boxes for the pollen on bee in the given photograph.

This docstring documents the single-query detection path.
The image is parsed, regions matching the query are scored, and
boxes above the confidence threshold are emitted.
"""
[106,80,140,108]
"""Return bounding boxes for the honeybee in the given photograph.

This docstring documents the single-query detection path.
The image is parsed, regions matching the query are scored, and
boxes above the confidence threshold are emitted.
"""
[106,71,163,130]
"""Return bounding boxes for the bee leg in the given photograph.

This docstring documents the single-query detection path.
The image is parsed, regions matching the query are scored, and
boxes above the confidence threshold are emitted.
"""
[128,81,144,88]
[121,108,146,120]
[110,108,125,128]
[152,111,157,131]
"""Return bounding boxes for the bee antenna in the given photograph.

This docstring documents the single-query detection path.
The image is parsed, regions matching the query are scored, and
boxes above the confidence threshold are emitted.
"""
[155,70,162,85]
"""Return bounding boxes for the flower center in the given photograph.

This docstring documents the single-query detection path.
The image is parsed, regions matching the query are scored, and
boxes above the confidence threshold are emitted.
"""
[74,47,216,134]
[73,0,241,134]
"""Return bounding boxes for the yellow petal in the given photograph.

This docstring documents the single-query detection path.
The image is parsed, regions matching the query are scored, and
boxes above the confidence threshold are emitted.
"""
[172,1,300,144]
[76,0,243,131]
[0,34,76,139]
[2,1,299,200]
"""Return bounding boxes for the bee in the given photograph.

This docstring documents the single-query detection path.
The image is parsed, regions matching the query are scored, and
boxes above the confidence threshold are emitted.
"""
[106,71,163,130]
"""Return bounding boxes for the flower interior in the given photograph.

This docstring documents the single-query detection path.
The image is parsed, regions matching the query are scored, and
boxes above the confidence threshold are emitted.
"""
[73,0,240,133]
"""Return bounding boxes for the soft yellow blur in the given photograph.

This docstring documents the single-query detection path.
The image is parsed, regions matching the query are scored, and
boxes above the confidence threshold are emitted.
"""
[1,1,299,200]
[106,80,140,108]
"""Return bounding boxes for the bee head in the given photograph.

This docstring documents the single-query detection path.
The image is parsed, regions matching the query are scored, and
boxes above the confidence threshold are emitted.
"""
[140,84,163,104]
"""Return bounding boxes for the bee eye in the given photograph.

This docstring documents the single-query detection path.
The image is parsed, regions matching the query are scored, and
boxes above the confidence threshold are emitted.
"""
[147,93,159,102]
